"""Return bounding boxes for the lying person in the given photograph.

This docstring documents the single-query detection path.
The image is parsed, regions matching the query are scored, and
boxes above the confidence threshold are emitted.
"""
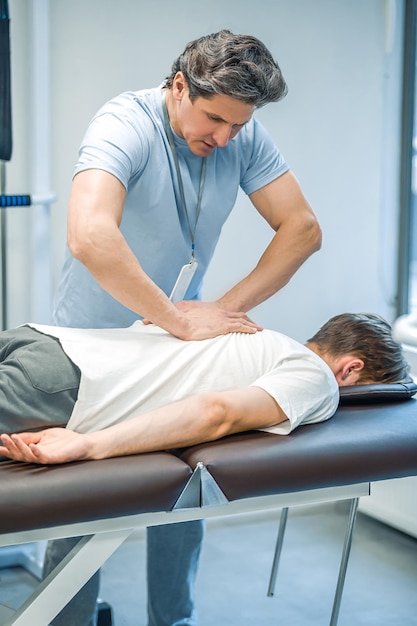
[0,312,409,465]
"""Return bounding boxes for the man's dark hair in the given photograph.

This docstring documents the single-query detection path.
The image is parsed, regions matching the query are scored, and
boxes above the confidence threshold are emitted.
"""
[308,313,410,384]
[165,29,288,107]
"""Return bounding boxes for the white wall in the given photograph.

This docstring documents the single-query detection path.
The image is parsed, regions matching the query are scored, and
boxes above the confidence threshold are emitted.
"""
[5,0,403,342]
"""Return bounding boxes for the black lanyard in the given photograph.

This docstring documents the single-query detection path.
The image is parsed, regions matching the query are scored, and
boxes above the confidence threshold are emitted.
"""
[162,91,207,258]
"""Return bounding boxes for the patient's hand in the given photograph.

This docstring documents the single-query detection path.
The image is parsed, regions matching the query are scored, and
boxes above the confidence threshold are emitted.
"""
[0,429,91,465]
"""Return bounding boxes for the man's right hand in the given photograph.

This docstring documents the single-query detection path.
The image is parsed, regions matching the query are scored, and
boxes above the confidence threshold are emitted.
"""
[165,300,262,341]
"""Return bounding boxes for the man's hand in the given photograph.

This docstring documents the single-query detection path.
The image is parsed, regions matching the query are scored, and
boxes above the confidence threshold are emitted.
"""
[0,429,91,465]
[144,300,263,340]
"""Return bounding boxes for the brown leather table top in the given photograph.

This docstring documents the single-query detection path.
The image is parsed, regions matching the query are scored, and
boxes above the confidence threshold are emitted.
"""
[0,399,416,535]
[179,399,417,501]
[0,452,192,534]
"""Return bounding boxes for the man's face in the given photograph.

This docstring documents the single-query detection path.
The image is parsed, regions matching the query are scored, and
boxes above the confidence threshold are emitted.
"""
[171,79,255,156]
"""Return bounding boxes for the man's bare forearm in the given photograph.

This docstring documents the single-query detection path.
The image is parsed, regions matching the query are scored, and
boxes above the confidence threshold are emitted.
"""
[86,393,223,459]
[86,387,285,461]
[217,213,321,313]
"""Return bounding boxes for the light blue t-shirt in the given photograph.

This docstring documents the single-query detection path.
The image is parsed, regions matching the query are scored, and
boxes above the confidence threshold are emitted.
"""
[52,87,289,328]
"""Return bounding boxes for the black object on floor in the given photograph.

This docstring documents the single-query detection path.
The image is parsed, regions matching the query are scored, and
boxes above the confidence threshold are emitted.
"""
[97,600,113,626]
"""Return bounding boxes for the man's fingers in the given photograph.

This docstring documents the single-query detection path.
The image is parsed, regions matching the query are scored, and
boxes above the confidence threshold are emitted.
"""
[0,433,19,455]
[9,434,39,462]
[0,433,45,464]
[225,312,263,332]
[27,443,51,464]
[227,321,257,334]
[13,432,42,445]
[0,434,13,458]
[0,434,27,462]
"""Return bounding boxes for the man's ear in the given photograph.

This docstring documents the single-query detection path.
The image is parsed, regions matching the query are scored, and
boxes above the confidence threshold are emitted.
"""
[172,72,187,100]
[335,356,365,387]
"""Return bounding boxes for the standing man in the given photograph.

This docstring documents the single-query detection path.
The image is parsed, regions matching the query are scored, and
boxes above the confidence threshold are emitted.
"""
[50,29,321,626]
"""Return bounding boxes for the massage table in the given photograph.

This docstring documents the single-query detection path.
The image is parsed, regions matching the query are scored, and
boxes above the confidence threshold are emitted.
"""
[0,381,416,626]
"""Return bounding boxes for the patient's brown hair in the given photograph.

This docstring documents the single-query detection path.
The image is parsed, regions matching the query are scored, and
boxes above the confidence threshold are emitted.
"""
[307,313,410,384]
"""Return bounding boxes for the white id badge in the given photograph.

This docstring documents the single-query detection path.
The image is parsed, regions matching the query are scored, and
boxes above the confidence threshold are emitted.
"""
[169,258,198,302]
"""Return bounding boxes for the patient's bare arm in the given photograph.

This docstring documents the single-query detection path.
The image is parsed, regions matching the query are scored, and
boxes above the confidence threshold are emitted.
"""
[0,387,286,465]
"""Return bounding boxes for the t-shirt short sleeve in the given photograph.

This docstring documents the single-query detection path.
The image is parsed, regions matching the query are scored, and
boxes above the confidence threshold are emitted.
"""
[239,118,289,196]
[73,93,152,189]
[251,355,340,435]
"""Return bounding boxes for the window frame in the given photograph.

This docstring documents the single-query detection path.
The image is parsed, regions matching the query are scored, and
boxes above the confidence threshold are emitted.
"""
[397,0,417,316]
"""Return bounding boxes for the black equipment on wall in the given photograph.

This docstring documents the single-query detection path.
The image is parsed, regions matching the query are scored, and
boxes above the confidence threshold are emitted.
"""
[0,0,11,330]
[0,0,12,161]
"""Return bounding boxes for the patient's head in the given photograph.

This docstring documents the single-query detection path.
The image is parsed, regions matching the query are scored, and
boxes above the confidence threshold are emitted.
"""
[307,313,409,384]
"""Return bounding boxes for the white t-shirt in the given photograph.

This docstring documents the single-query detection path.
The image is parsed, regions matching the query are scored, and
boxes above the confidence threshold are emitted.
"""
[30,323,339,436]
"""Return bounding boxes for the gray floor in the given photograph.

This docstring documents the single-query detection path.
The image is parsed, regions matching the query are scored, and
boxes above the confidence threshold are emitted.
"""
[1,502,417,625]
